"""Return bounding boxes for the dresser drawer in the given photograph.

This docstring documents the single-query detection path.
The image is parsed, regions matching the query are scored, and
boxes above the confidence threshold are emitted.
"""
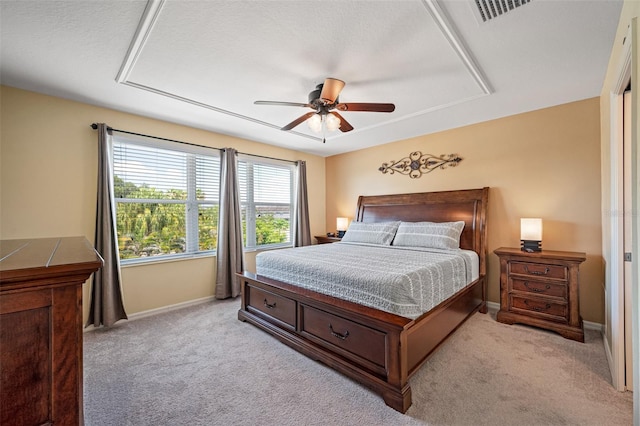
[509,262,567,280]
[301,305,386,369]
[511,278,567,299]
[510,295,567,321]
[247,285,296,328]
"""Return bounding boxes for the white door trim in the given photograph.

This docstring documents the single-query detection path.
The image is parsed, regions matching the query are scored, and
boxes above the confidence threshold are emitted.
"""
[630,18,639,426]
[607,23,632,392]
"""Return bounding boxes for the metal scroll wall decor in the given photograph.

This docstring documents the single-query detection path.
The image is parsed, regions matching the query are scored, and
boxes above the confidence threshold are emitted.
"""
[378,151,462,179]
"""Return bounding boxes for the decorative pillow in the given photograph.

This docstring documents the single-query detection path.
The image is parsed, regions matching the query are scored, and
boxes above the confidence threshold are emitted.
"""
[392,221,465,250]
[340,221,400,245]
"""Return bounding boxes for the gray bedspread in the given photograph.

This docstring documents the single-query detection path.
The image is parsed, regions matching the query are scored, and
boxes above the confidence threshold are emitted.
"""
[255,242,478,320]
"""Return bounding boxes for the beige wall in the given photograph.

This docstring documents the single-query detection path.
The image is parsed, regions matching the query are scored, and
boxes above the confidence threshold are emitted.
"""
[326,98,604,323]
[0,89,609,324]
[0,86,326,321]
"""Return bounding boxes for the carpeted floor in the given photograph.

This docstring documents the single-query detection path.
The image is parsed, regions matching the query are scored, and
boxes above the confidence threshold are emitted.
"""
[84,299,632,425]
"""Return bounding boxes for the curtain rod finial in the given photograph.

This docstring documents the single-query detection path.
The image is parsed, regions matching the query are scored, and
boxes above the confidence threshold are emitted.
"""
[91,123,98,129]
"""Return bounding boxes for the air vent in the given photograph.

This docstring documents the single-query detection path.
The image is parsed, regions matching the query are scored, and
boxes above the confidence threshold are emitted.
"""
[474,0,531,22]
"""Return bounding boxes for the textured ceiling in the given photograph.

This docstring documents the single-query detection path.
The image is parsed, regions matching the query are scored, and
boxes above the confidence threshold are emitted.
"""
[0,0,623,157]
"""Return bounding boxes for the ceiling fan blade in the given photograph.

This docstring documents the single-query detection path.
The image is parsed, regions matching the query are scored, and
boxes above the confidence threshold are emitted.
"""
[255,100,312,108]
[320,78,345,104]
[335,103,395,112]
[281,112,317,131]
[329,111,354,132]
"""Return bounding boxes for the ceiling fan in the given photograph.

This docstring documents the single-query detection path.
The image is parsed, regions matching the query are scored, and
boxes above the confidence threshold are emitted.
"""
[254,78,395,135]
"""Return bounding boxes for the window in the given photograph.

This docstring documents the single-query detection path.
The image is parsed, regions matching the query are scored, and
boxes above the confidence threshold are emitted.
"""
[238,155,295,250]
[113,136,220,262]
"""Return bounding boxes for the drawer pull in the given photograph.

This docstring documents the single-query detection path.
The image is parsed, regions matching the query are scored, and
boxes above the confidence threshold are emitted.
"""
[524,300,551,312]
[263,299,276,309]
[524,282,551,293]
[524,265,550,276]
[329,324,350,340]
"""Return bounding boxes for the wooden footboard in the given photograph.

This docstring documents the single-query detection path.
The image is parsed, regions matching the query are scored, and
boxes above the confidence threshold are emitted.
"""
[237,271,486,413]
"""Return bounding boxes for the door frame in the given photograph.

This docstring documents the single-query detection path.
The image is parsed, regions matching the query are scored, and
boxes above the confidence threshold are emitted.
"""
[607,23,632,392]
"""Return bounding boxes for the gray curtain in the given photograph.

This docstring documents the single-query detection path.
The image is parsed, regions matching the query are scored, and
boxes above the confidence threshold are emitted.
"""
[293,160,311,247]
[215,148,245,299]
[87,123,128,327]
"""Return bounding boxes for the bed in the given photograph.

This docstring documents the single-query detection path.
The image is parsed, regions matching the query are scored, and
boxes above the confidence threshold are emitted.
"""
[237,187,488,413]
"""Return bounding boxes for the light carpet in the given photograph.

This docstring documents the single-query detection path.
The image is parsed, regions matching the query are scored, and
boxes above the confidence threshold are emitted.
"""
[84,299,632,425]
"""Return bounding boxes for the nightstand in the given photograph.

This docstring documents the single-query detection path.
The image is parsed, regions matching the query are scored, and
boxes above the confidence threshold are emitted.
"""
[315,235,342,244]
[494,247,586,342]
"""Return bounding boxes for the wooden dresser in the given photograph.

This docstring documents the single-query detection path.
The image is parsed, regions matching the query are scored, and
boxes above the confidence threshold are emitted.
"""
[0,237,103,425]
[494,247,586,342]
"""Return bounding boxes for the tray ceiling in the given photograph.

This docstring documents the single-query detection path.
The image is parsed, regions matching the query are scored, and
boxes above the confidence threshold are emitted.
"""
[0,0,623,156]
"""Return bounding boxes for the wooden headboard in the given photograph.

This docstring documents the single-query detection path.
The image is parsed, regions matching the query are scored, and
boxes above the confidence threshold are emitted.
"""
[355,187,489,276]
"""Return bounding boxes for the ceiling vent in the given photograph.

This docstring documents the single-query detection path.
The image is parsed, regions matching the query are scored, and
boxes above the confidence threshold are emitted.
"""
[474,0,531,22]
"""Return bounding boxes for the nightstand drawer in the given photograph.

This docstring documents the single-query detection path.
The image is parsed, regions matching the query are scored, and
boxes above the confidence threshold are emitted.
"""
[511,295,567,321]
[509,261,567,280]
[511,278,567,299]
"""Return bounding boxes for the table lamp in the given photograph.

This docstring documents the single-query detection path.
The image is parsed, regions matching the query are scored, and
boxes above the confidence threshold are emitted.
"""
[336,217,348,238]
[521,218,542,252]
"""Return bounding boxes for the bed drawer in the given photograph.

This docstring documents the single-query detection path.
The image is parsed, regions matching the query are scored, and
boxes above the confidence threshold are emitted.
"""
[509,261,567,280]
[511,278,567,299]
[300,305,386,368]
[247,286,296,328]
[510,295,567,322]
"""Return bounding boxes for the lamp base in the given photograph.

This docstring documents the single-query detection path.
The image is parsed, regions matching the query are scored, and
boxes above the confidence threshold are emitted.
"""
[337,230,346,238]
[521,240,541,252]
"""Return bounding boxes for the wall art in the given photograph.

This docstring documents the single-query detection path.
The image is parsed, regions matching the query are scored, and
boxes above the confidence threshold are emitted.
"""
[378,151,462,178]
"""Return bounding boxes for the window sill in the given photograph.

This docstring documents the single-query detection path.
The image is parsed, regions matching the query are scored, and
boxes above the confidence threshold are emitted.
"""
[243,243,293,254]
[120,252,215,268]
[119,244,292,267]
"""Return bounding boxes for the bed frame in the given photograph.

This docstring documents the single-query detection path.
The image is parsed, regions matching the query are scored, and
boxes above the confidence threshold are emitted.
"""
[237,187,489,413]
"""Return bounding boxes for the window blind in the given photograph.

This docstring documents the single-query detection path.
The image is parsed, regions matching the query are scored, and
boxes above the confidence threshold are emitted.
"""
[237,155,295,249]
[112,136,220,261]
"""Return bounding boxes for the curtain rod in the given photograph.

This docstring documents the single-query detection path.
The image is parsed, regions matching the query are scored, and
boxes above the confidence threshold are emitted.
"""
[90,123,298,165]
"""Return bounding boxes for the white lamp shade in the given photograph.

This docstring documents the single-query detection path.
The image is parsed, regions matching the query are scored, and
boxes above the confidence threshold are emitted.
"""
[325,113,341,131]
[336,217,349,231]
[307,114,322,132]
[521,218,542,241]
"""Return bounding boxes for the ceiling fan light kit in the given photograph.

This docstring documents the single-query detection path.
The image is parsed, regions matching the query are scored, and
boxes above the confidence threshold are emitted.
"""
[307,113,340,133]
[254,77,395,138]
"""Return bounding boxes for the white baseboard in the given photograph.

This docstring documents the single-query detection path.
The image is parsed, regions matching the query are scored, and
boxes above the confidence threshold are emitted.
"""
[486,301,500,312]
[584,319,604,332]
[84,296,216,332]
[603,332,620,389]
[127,295,216,320]
[484,301,604,332]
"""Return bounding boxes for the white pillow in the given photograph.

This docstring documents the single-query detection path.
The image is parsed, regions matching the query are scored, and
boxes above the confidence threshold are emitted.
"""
[392,221,465,250]
[340,221,400,245]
